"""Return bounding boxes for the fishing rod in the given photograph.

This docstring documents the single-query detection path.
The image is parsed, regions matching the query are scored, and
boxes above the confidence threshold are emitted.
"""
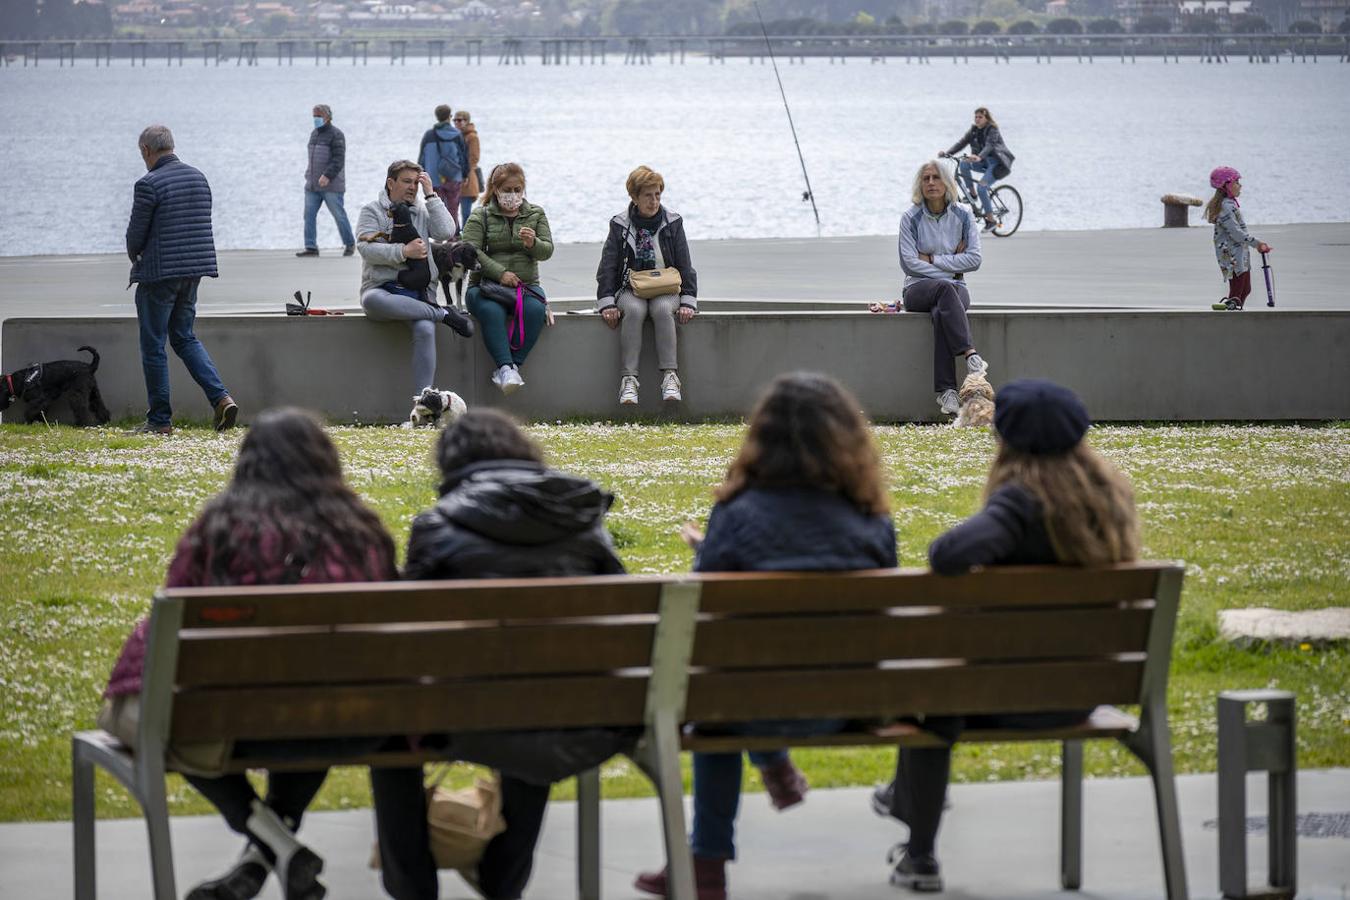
[753,0,821,234]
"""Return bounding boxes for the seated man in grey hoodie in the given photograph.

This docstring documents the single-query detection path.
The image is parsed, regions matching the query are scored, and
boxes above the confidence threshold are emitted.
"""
[357,159,474,394]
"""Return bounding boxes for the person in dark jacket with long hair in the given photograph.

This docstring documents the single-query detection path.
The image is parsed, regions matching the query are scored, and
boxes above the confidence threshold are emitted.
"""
[942,106,1015,231]
[634,372,897,900]
[596,165,698,406]
[877,379,1139,893]
[371,408,626,900]
[101,408,397,900]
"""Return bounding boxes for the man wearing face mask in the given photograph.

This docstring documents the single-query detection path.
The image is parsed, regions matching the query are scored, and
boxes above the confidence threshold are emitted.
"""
[357,160,472,395]
[298,103,355,258]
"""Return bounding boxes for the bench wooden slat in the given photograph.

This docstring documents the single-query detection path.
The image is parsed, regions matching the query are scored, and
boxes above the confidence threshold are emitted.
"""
[684,660,1144,723]
[176,621,658,687]
[170,676,649,741]
[696,566,1163,614]
[690,606,1153,668]
[169,577,663,628]
[681,705,1140,753]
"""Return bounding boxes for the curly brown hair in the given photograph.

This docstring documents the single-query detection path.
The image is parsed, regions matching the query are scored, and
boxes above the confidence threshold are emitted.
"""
[985,441,1139,565]
[715,372,889,515]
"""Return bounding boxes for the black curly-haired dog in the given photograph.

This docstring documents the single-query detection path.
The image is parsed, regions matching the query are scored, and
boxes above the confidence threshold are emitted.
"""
[390,201,432,293]
[1,345,111,425]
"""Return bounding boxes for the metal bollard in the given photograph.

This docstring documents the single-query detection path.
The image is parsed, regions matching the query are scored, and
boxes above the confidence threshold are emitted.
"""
[1217,689,1296,899]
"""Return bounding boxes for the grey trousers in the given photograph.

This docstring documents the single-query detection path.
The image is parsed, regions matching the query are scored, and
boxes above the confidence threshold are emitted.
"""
[617,291,680,377]
[361,287,439,392]
[902,279,974,393]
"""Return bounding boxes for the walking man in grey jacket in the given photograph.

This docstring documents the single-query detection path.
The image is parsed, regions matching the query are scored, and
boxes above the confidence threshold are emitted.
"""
[298,104,355,257]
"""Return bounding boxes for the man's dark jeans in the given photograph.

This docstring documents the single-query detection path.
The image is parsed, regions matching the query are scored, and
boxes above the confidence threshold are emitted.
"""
[902,278,974,393]
[135,277,228,427]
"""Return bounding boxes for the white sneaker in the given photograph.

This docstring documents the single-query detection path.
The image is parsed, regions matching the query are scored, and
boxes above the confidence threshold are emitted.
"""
[501,365,524,395]
[619,375,639,405]
[937,389,960,415]
[661,371,682,402]
[966,353,989,377]
[491,366,508,389]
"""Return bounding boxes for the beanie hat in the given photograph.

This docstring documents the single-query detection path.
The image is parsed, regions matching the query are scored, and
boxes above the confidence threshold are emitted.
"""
[993,379,1090,455]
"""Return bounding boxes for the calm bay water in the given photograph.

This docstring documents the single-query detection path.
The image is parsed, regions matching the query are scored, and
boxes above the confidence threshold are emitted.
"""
[0,58,1346,256]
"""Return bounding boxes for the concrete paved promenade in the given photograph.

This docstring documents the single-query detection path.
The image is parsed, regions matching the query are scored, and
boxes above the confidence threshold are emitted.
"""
[3,223,1348,318]
[3,771,1347,899]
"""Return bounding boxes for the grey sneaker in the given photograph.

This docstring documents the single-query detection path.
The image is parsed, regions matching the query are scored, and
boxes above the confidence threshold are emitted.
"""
[619,375,639,405]
[965,353,988,377]
[888,845,943,893]
[660,371,682,402]
[501,365,525,395]
[936,390,960,416]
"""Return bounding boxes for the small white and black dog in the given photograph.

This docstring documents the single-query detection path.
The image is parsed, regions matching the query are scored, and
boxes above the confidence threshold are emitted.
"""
[0,345,111,426]
[408,387,467,428]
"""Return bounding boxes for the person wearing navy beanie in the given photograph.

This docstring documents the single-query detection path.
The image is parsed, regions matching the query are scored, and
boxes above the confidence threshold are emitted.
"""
[877,379,1140,893]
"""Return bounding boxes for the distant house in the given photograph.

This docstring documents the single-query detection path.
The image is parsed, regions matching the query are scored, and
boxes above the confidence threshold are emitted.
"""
[460,0,495,19]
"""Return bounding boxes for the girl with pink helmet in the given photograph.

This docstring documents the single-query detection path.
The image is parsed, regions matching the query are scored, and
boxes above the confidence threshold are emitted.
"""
[1204,166,1272,311]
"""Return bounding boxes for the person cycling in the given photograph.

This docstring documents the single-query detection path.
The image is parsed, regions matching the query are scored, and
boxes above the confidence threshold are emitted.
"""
[940,107,1015,232]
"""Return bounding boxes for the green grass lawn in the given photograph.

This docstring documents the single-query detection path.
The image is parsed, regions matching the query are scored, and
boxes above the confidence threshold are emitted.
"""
[1,421,1346,822]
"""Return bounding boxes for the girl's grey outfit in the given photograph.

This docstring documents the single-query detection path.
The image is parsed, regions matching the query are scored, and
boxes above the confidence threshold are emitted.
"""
[1212,197,1261,280]
[596,206,697,378]
[355,191,456,391]
[898,202,983,393]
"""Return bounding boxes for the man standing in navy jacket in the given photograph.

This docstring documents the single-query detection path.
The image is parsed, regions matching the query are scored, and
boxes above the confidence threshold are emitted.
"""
[126,125,237,435]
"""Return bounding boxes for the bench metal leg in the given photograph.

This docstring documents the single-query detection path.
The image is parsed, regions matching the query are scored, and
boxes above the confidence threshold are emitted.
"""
[72,742,97,900]
[142,776,177,900]
[576,767,601,900]
[1060,739,1083,890]
[1123,712,1189,900]
[648,711,695,900]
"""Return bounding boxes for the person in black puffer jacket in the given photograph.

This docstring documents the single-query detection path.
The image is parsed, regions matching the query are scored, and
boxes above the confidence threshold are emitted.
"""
[634,372,898,900]
[370,408,629,900]
[877,379,1140,894]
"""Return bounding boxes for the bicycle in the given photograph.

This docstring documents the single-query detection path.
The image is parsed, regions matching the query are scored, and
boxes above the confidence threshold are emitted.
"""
[938,153,1023,238]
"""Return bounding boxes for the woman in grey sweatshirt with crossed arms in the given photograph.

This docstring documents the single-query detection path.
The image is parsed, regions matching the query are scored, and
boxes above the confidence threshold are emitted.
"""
[898,160,989,417]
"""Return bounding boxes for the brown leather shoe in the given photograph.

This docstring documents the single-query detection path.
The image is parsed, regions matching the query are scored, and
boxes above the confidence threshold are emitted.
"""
[634,856,727,900]
[213,395,238,432]
[759,757,808,810]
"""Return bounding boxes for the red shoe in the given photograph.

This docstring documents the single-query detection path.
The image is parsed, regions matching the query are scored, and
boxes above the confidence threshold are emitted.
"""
[759,757,808,811]
[634,856,728,900]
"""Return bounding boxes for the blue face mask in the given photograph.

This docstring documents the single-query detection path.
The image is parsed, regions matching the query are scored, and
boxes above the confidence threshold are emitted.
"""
[313,116,326,129]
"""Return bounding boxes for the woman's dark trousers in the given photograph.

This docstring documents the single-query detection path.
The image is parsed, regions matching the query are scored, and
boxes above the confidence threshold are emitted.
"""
[902,279,974,393]
[370,766,550,900]
[184,770,328,861]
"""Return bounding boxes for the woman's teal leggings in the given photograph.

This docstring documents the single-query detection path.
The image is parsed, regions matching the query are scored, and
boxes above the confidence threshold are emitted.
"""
[466,284,548,368]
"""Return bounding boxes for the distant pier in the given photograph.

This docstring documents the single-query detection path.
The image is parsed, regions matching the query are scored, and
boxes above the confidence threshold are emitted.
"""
[2,33,1347,67]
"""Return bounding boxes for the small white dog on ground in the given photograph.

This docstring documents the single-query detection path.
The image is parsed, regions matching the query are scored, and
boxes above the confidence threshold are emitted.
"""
[406,387,467,428]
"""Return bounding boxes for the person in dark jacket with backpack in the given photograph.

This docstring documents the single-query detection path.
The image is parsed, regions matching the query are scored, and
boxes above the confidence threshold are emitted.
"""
[298,104,355,257]
[634,372,897,900]
[418,104,469,231]
[875,380,1137,894]
[596,165,698,406]
[125,124,237,435]
[371,408,628,900]
[942,106,1015,231]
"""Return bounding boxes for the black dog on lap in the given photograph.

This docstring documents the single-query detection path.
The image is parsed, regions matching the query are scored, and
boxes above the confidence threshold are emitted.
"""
[0,345,111,425]
[388,202,476,337]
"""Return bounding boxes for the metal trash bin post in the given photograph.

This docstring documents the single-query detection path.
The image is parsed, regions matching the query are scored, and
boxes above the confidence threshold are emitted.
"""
[1217,689,1297,899]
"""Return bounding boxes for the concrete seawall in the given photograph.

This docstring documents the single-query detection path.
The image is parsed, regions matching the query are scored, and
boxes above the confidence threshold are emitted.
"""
[5,309,1347,423]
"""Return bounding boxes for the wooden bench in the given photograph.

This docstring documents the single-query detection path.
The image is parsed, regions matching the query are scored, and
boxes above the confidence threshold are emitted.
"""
[72,562,1187,900]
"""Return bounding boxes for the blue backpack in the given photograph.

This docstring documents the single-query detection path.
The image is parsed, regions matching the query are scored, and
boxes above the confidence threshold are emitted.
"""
[435,133,464,182]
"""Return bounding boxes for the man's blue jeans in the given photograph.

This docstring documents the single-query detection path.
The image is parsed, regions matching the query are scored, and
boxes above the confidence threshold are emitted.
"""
[690,718,846,859]
[135,277,228,427]
[957,158,997,215]
[303,190,355,250]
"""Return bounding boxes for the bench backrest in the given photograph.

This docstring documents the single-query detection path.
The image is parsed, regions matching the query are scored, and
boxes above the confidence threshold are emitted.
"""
[135,563,1182,752]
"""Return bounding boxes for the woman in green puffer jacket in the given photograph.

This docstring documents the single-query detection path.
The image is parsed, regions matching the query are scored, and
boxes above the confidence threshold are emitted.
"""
[462,162,554,394]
